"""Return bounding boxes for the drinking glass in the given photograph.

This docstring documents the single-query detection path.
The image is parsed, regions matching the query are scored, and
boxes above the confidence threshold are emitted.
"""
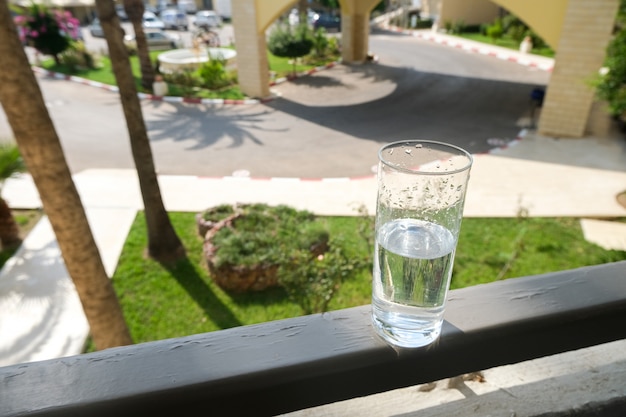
[371,140,473,348]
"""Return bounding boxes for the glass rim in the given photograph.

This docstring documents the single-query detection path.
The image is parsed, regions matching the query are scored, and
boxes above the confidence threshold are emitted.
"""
[378,140,473,176]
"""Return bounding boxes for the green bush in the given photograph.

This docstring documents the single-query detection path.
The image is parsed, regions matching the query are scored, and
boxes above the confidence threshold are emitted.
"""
[311,27,330,58]
[414,19,434,29]
[277,240,368,315]
[198,58,232,90]
[208,204,326,268]
[595,0,626,120]
[452,20,466,35]
[14,4,75,64]
[267,22,314,75]
[163,69,201,97]
[201,203,370,313]
[59,41,100,72]
[486,19,504,43]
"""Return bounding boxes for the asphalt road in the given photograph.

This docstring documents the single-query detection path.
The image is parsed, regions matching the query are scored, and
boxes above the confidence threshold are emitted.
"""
[0,26,550,178]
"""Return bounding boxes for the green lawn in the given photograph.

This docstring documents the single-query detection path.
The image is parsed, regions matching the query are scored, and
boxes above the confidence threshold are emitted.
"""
[110,212,626,346]
[39,49,339,100]
[453,33,555,58]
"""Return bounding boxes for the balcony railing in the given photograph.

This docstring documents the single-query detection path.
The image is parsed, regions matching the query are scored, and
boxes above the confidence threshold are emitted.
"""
[1,261,625,416]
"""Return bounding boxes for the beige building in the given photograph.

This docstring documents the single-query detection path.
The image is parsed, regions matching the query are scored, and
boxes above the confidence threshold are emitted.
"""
[237,0,619,138]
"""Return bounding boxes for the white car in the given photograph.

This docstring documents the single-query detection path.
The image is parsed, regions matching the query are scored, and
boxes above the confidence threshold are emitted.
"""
[142,11,165,30]
[194,10,222,29]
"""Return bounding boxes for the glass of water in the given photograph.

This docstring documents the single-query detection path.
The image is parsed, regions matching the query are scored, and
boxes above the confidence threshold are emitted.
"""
[372,140,473,348]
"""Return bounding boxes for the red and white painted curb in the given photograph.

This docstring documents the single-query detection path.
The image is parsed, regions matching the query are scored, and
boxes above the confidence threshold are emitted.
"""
[195,130,527,183]
[379,24,554,72]
[32,61,340,105]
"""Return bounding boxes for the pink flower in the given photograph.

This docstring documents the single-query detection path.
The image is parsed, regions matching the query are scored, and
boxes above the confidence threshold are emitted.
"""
[13,15,25,24]
[30,30,39,38]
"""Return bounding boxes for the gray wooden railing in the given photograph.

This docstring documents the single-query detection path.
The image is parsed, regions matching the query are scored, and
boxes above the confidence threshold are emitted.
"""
[1,261,626,417]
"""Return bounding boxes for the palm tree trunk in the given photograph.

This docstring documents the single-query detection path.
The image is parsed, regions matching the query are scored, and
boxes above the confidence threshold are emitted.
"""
[123,0,155,91]
[0,1,133,349]
[96,0,186,263]
[0,197,21,250]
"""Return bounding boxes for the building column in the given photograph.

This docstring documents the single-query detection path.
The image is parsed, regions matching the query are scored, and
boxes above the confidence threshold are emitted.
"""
[340,0,380,63]
[538,0,618,137]
[231,0,270,99]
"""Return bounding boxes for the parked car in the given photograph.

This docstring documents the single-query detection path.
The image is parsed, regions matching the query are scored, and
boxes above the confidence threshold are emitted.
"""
[88,18,104,37]
[160,8,188,30]
[177,0,197,14]
[193,10,222,29]
[124,29,181,51]
[142,11,165,30]
[312,13,341,31]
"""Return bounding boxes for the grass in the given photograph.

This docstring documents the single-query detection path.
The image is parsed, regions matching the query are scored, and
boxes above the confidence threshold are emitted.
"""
[39,48,340,100]
[452,32,555,58]
[110,212,626,346]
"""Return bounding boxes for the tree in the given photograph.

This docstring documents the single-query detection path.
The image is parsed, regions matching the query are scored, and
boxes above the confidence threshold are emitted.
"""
[297,0,308,22]
[0,0,132,349]
[13,4,76,65]
[267,22,313,76]
[0,143,26,250]
[95,0,186,262]
[596,0,626,120]
[123,0,156,91]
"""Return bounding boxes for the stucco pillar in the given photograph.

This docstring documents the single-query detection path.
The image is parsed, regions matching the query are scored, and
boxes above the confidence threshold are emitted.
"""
[537,0,618,137]
[339,0,379,63]
[231,0,270,99]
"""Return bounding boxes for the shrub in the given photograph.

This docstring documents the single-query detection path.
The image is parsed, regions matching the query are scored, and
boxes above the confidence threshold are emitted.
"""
[163,69,201,97]
[451,20,466,35]
[267,22,314,75]
[311,27,330,58]
[197,58,232,90]
[277,240,368,314]
[59,41,100,72]
[199,203,370,313]
[207,204,326,269]
[414,18,434,29]
[596,5,626,119]
[14,5,78,64]
[486,19,503,43]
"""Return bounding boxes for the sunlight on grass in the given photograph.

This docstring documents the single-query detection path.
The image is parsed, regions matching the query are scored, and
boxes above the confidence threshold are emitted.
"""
[453,33,555,58]
[110,212,626,346]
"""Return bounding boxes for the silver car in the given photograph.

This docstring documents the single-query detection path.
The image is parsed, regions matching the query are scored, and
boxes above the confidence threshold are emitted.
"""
[88,18,104,38]
[124,29,181,51]
[194,10,222,29]
[142,11,165,30]
[160,8,188,30]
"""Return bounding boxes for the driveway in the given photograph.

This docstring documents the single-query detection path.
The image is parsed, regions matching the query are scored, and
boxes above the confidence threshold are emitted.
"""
[0,28,550,179]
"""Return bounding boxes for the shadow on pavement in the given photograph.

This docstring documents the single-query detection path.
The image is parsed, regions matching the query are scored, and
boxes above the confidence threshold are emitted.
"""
[267,61,543,155]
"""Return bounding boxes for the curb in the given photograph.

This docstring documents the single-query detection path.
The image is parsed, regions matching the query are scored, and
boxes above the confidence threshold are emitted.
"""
[31,60,341,105]
[377,24,554,72]
[191,130,527,183]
